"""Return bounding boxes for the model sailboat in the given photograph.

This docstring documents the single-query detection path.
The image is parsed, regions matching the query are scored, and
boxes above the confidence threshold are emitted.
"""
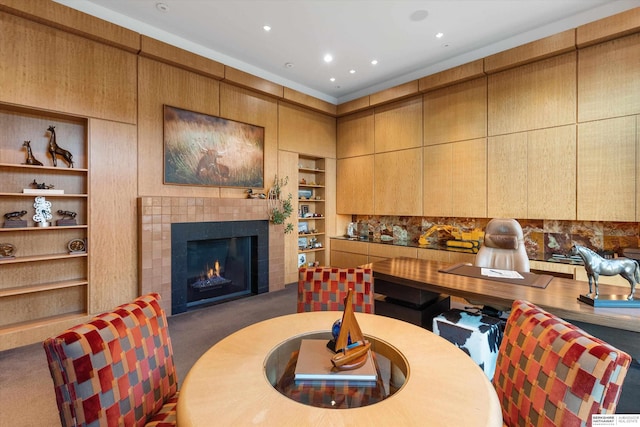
[330,289,372,370]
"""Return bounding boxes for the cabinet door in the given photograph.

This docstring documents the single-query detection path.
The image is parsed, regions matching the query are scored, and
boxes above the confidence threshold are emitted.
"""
[337,155,374,214]
[374,148,423,216]
[374,97,423,153]
[577,116,636,221]
[424,139,486,217]
[424,77,487,146]
[337,110,374,158]
[423,144,452,217]
[488,133,527,218]
[527,125,576,220]
[452,138,486,218]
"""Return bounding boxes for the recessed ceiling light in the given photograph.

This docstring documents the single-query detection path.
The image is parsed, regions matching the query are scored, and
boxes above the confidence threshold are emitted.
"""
[284,62,294,68]
[436,32,444,38]
[349,69,356,74]
[155,2,169,12]
[330,77,335,82]
[371,60,378,65]
[324,54,333,63]
[263,25,271,32]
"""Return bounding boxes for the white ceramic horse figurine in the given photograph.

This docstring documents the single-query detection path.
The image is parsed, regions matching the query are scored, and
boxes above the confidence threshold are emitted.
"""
[569,244,638,300]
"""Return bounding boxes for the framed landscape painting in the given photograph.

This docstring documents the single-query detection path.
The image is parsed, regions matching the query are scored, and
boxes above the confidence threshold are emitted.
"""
[163,105,264,187]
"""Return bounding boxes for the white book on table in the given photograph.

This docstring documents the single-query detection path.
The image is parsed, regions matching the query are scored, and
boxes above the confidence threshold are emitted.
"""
[294,339,377,382]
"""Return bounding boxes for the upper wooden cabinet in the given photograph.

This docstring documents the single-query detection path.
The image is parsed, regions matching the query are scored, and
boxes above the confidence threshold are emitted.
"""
[0,11,137,125]
[278,102,336,159]
[337,110,374,158]
[424,77,487,146]
[577,116,637,221]
[578,32,640,123]
[336,155,374,215]
[527,126,576,220]
[423,139,486,218]
[374,148,422,216]
[374,97,423,153]
[488,52,576,136]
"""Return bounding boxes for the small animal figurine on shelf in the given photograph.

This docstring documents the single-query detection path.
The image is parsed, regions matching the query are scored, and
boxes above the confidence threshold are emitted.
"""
[246,189,266,199]
[31,179,54,190]
[22,141,43,166]
[3,210,27,228]
[47,125,74,168]
[57,210,77,226]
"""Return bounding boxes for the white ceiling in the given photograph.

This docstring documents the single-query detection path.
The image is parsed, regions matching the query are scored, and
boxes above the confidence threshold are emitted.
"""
[54,0,639,105]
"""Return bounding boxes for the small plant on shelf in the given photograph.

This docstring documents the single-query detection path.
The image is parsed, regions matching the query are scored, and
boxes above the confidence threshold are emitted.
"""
[268,175,294,234]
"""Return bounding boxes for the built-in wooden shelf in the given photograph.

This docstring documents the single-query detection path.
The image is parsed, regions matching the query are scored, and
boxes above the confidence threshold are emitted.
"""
[0,162,88,173]
[0,252,87,264]
[0,279,88,298]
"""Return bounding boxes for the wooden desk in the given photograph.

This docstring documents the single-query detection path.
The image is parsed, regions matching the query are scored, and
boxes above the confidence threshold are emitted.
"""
[177,311,502,427]
[369,257,640,333]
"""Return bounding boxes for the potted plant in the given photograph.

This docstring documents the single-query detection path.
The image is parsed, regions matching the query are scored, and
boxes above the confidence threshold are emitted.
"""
[268,175,294,234]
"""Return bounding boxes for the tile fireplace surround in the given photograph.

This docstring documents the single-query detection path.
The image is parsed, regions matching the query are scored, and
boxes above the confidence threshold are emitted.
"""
[138,196,285,315]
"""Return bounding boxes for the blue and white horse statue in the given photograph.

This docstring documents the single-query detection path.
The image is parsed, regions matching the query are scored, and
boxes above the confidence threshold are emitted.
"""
[569,244,639,300]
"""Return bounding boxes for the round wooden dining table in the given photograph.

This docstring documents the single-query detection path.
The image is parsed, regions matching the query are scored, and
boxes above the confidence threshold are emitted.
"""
[177,311,503,426]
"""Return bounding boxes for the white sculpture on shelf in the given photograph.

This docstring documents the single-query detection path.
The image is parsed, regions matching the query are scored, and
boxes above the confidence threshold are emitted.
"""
[33,196,53,227]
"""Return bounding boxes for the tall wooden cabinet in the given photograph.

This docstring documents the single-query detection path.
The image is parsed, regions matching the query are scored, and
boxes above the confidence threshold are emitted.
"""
[0,104,89,345]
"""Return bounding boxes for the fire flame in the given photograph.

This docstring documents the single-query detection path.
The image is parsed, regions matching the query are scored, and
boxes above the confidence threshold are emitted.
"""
[206,260,221,279]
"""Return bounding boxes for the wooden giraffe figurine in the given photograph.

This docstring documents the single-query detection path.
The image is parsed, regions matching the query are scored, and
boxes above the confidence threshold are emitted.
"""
[47,125,74,168]
[22,140,43,166]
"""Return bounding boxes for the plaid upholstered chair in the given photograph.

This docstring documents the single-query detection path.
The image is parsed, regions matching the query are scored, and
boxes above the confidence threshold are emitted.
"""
[297,267,374,313]
[493,300,631,427]
[43,293,178,427]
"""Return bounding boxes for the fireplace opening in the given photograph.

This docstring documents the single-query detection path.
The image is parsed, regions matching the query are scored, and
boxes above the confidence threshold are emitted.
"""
[171,220,269,314]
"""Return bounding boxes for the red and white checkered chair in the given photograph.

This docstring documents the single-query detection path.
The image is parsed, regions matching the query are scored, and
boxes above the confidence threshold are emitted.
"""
[43,293,178,427]
[297,267,374,313]
[494,300,631,427]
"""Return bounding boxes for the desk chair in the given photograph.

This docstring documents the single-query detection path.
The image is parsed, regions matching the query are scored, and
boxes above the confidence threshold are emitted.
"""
[494,300,631,427]
[43,293,178,427]
[475,218,530,272]
[297,267,374,313]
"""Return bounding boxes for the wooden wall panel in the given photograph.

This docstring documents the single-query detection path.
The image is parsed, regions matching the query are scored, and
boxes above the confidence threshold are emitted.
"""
[577,7,640,47]
[577,116,636,221]
[484,30,575,73]
[487,133,527,218]
[419,59,484,92]
[0,11,137,124]
[89,119,138,312]
[488,52,576,136]
[527,126,576,220]
[278,102,336,159]
[424,77,487,146]
[137,57,221,198]
[578,33,640,123]
[220,83,278,196]
[374,148,422,216]
[423,144,452,217]
[337,110,375,158]
[374,96,423,153]
[337,155,374,214]
[140,35,225,80]
[278,150,299,284]
[424,139,486,218]
[452,138,487,218]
